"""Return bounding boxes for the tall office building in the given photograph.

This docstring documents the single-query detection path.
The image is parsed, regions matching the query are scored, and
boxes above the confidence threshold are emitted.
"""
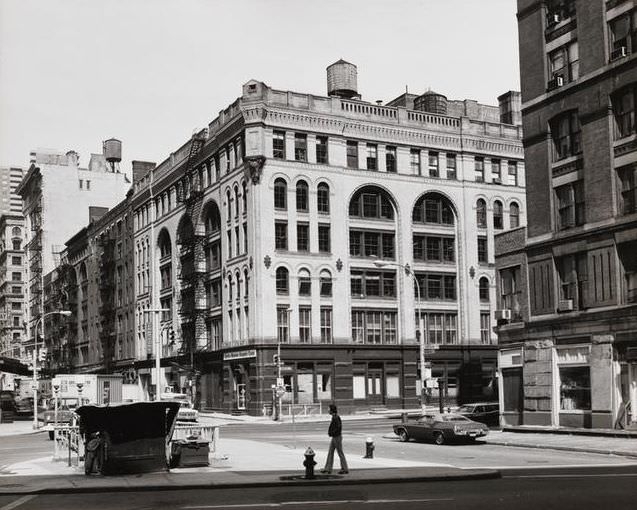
[126,61,525,413]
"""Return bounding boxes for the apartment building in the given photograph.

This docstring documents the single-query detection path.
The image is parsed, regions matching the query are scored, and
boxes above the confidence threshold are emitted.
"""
[0,214,25,358]
[129,61,525,414]
[496,0,637,429]
[16,144,131,361]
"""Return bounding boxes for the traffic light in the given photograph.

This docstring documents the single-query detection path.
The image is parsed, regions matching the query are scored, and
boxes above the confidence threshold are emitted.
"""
[38,348,47,362]
[169,329,176,344]
[272,354,279,364]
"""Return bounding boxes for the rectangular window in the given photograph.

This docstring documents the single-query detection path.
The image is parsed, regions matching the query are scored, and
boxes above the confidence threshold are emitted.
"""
[316,136,329,164]
[350,270,396,298]
[410,149,421,175]
[557,252,588,309]
[417,273,457,301]
[446,153,457,180]
[353,374,366,399]
[277,307,289,343]
[613,86,636,139]
[445,314,457,344]
[275,221,288,250]
[500,265,523,318]
[297,223,309,252]
[350,230,394,259]
[11,256,21,265]
[480,313,491,344]
[11,272,21,281]
[549,41,579,85]
[318,224,331,253]
[618,166,637,214]
[552,112,581,161]
[428,152,439,178]
[299,306,312,343]
[475,157,484,182]
[294,133,307,162]
[320,307,332,344]
[491,159,501,181]
[386,375,400,398]
[273,131,286,159]
[352,311,365,343]
[366,144,378,171]
[507,161,518,186]
[477,237,488,264]
[86,180,91,190]
[427,313,444,344]
[385,146,397,173]
[609,11,637,60]
[555,180,585,229]
[346,141,359,169]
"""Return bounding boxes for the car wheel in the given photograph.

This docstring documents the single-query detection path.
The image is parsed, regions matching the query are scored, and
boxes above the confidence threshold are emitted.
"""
[434,432,445,445]
[48,431,54,441]
[397,429,409,442]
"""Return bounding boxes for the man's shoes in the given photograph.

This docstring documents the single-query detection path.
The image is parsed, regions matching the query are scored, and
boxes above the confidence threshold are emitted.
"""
[320,469,331,474]
[338,470,349,474]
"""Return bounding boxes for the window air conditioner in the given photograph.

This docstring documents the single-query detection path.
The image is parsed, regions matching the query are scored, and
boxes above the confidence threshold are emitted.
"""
[550,13,561,25]
[547,75,564,91]
[611,46,628,61]
[558,299,574,312]
[495,309,512,321]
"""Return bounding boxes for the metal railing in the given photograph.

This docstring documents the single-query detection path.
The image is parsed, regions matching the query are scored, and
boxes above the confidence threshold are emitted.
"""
[53,425,83,467]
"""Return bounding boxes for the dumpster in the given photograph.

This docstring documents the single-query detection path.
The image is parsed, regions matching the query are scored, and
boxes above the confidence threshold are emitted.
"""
[76,401,180,475]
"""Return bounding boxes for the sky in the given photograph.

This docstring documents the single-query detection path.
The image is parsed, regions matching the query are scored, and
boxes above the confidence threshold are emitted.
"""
[0,0,520,174]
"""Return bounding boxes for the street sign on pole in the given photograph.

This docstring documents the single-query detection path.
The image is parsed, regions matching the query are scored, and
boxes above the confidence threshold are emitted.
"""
[275,385,286,399]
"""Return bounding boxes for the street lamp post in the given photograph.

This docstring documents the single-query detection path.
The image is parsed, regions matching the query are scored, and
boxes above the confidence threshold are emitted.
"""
[143,308,171,401]
[32,310,72,430]
[374,261,427,412]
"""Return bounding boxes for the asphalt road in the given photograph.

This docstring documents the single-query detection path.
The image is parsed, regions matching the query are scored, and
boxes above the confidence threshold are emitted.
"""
[1,469,636,510]
[218,418,637,469]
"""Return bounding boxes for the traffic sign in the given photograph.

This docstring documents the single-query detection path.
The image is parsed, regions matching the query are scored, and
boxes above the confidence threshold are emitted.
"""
[275,385,286,399]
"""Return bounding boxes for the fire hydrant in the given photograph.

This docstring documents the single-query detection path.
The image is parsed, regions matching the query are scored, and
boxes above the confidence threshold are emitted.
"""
[303,447,316,479]
[364,436,375,459]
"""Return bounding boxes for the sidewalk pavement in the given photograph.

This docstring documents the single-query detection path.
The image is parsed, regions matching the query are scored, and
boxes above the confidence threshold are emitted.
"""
[0,420,39,437]
[0,437,499,494]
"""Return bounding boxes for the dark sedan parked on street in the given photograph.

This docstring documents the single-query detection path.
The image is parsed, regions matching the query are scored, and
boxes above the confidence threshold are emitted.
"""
[456,402,500,427]
[393,413,489,445]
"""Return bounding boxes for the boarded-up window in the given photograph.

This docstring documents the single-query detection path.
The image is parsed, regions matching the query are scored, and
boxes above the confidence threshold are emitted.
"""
[386,375,400,398]
[353,375,366,399]
[587,246,616,307]
[529,259,554,315]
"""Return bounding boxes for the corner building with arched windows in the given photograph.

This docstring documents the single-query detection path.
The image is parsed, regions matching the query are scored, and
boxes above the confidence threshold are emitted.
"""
[131,62,526,414]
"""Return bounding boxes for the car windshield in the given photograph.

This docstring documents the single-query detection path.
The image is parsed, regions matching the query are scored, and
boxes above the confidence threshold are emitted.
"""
[457,405,475,413]
[440,414,471,422]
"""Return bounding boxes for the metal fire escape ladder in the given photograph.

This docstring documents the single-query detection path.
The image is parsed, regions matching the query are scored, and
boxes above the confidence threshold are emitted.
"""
[175,130,208,371]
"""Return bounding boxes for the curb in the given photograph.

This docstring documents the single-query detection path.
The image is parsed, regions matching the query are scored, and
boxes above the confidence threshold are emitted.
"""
[0,469,501,495]
[486,440,637,459]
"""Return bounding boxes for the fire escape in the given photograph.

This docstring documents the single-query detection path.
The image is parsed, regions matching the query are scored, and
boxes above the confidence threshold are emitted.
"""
[175,130,207,392]
[98,237,117,373]
[26,206,43,337]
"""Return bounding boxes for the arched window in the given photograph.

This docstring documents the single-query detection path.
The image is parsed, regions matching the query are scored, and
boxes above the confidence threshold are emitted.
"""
[12,240,21,250]
[226,190,232,221]
[227,275,233,302]
[274,178,287,210]
[242,181,247,215]
[320,269,332,297]
[244,268,249,298]
[493,200,503,230]
[317,183,330,214]
[298,268,311,296]
[234,187,240,218]
[11,227,21,237]
[479,277,490,302]
[158,229,172,258]
[204,202,221,235]
[276,267,289,295]
[296,180,309,212]
[235,272,241,301]
[476,199,487,228]
[413,192,454,225]
[510,202,520,228]
[349,186,395,220]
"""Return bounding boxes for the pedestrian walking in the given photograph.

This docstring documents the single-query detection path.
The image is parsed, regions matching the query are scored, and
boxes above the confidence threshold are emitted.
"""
[321,404,349,474]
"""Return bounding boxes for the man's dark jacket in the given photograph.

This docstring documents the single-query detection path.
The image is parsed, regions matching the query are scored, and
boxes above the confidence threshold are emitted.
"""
[328,414,342,437]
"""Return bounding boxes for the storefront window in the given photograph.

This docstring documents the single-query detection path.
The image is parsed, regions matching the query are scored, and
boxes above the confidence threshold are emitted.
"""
[386,375,400,398]
[557,346,591,411]
[353,375,366,399]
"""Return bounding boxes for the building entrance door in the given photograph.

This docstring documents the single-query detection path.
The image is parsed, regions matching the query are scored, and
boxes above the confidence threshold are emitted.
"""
[367,369,383,405]
[236,383,246,410]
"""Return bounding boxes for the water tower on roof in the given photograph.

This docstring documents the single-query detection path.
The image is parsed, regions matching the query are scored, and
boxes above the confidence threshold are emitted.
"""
[103,138,122,172]
[414,90,448,116]
[327,59,360,99]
